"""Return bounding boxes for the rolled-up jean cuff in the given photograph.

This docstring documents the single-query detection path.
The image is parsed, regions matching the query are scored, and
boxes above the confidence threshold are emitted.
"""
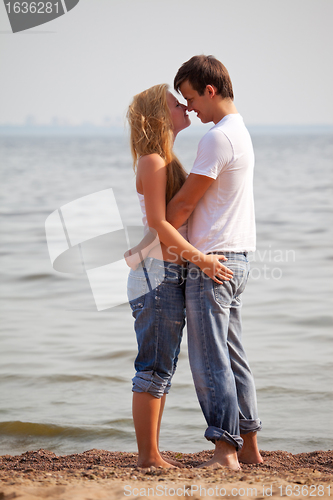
[132,370,171,399]
[239,418,262,434]
[204,426,243,451]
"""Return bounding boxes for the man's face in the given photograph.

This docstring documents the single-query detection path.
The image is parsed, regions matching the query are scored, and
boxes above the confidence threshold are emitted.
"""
[179,80,213,124]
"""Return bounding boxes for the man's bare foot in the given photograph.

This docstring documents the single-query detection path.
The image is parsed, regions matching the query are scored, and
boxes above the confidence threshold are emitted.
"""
[238,432,263,464]
[196,441,241,471]
[238,447,263,464]
[238,450,263,464]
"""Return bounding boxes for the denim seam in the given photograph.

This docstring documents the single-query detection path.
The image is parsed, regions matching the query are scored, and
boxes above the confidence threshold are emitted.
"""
[199,270,218,420]
[152,285,161,372]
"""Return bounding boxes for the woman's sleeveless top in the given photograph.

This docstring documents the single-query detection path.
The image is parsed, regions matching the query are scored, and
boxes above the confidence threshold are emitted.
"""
[137,192,188,240]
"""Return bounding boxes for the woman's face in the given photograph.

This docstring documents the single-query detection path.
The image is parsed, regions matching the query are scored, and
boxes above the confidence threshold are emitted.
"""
[166,91,191,137]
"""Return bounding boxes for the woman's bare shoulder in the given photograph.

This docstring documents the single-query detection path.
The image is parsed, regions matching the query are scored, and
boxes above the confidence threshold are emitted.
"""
[136,154,167,193]
[138,154,166,170]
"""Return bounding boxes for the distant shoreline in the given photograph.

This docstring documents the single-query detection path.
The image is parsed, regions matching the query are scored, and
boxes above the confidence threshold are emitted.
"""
[0,124,332,137]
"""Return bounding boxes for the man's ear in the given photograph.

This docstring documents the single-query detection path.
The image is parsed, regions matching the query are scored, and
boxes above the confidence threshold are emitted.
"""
[205,85,218,98]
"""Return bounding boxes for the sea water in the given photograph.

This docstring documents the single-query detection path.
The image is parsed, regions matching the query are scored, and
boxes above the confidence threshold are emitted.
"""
[0,129,332,456]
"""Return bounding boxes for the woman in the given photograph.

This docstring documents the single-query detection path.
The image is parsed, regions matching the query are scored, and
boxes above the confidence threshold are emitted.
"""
[126,84,232,468]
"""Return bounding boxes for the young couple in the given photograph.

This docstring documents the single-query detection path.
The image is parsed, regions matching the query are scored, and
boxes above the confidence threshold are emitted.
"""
[126,55,262,471]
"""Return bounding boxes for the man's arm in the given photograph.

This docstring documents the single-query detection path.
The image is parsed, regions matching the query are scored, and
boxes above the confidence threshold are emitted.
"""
[166,173,215,228]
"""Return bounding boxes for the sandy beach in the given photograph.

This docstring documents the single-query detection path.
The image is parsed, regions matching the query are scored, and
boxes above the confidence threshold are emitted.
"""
[0,449,332,499]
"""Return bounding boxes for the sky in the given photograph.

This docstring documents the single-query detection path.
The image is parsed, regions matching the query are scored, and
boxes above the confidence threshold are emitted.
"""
[0,0,332,127]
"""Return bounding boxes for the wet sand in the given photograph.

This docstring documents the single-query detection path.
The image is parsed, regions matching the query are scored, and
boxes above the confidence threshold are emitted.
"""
[0,449,332,499]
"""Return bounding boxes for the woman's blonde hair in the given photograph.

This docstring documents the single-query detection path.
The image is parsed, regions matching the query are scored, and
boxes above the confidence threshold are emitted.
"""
[127,84,187,204]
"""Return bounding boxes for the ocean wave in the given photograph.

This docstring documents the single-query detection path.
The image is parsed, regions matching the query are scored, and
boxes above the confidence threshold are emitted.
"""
[0,420,132,439]
[85,350,137,361]
[257,385,333,398]
[18,273,55,282]
[291,316,333,328]
[0,374,128,384]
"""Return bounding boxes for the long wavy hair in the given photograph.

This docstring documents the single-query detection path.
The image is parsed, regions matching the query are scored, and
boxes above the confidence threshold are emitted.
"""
[127,84,187,204]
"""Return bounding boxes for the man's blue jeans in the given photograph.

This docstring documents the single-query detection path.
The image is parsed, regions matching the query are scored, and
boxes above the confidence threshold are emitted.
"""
[186,252,261,451]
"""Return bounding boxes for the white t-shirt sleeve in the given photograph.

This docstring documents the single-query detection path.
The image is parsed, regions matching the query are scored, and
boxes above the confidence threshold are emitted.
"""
[191,129,234,180]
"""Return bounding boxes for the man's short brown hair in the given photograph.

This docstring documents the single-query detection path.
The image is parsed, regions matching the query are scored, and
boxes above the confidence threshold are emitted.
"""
[174,55,234,99]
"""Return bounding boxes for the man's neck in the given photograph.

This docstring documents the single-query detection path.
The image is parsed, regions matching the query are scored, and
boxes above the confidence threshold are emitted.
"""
[212,99,238,124]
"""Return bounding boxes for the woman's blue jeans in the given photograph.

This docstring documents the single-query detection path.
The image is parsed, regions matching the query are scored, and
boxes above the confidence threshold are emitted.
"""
[186,252,261,450]
[128,258,186,399]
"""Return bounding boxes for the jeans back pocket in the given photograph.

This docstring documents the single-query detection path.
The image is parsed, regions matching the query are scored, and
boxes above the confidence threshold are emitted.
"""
[213,262,247,307]
[127,268,148,310]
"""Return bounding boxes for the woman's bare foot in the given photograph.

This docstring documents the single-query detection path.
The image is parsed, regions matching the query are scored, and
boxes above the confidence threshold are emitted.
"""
[137,454,175,468]
[196,441,241,471]
[161,455,185,467]
[238,432,263,464]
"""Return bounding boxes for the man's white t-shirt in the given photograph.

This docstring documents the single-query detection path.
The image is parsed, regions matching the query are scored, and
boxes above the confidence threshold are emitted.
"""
[188,113,256,254]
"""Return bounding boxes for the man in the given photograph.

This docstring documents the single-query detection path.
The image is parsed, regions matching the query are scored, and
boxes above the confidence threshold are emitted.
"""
[167,55,262,470]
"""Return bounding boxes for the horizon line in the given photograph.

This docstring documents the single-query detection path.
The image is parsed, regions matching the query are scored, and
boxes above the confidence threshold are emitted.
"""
[0,123,332,136]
